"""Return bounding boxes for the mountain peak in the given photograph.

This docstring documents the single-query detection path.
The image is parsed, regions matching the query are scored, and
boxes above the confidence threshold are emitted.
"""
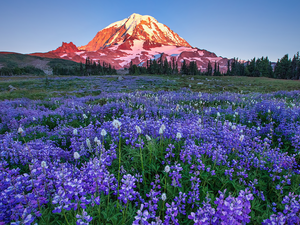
[79,13,191,51]
[51,42,79,53]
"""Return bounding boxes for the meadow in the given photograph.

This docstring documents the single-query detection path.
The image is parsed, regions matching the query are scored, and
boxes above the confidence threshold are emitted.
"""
[1,74,300,224]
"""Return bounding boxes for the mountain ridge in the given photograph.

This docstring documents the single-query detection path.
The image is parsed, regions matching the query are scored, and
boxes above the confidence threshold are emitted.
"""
[30,13,230,72]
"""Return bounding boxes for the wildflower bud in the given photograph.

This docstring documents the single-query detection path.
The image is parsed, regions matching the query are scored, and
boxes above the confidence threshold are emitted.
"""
[41,161,47,168]
[159,124,165,134]
[86,138,91,149]
[94,137,98,143]
[175,104,180,111]
[18,127,24,134]
[161,193,167,201]
[164,165,170,173]
[239,135,245,142]
[176,132,182,139]
[112,119,122,129]
[145,135,151,141]
[135,125,142,134]
[73,129,78,135]
[101,129,107,136]
[96,140,101,146]
[74,152,80,159]
[83,114,88,119]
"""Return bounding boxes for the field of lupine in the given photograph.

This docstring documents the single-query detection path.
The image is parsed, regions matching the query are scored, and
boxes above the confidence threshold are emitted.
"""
[1,80,300,224]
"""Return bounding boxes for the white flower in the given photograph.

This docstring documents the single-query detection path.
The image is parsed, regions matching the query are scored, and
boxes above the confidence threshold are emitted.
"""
[228,122,232,127]
[101,129,107,136]
[239,135,245,142]
[83,114,88,119]
[18,127,24,134]
[74,152,80,159]
[161,193,167,201]
[145,135,151,141]
[268,109,271,113]
[217,112,221,117]
[277,106,280,109]
[135,125,142,134]
[175,104,180,111]
[96,140,101,146]
[33,117,36,121]
[73,129,78,135]
[164,165,170,173]
[257,127,261,131]
[86,138,91,149]
[94,137,98,143]
[112,119,122,129]
[159,124,166,135]
[41,161,47,168]
[232,125,236,130]
[176,132,182,139]
[235,112,239,115]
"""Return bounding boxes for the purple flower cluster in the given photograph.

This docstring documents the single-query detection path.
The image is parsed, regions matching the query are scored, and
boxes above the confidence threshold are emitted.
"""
[263,192,300,224]
[188,189,254,224]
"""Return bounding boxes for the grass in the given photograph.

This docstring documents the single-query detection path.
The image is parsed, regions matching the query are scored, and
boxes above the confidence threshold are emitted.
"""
[0,74,299,101]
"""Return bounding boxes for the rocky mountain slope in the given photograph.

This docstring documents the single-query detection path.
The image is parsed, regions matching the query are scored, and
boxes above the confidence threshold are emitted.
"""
[33,13,229,72]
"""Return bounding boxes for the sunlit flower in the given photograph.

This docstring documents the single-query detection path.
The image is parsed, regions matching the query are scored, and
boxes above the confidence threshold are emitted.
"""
[41,161,47,168]
[74,152,80,159]
[73,129,78,135]
[135,125,142,134]
[18,127,24,134]
[145,135,151,141]
[86,138,91,149]
[164,165,170,173]
[239,135,245,142]
[101,129,107,136]
[112,119,122,129]
[176,132,182,139]
[159,124,166,134]
[161,193,167,201]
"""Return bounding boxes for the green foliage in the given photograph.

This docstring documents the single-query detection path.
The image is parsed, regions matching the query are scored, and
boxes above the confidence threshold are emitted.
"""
[0,66,45,76]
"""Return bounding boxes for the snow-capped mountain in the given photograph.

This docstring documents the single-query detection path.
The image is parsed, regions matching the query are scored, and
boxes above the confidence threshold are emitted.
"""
[79,13,191,51]
[36,13,229,72]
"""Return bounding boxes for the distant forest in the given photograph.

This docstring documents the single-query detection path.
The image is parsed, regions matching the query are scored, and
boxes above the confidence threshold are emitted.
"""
[0,57,116,76]
[1,52,299,79]
[129,52,300,80]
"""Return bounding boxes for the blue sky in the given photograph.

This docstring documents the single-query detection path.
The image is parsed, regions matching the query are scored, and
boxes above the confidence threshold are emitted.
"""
[0,0,299,62]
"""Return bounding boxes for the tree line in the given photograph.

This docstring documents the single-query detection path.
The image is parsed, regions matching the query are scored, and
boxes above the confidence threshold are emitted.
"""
[0,57,116,76]
[128,52,300,80]
[52,57,116,76]
[128,53,221,76]
[224,52,300,79]
[0,66,45,76]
